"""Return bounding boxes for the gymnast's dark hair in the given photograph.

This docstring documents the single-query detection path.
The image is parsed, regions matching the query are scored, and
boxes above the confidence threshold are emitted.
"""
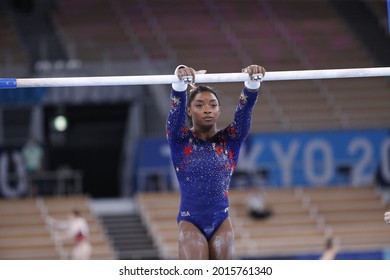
[72,208,81,217]
[325,237,333,250]
[186,85,221,127]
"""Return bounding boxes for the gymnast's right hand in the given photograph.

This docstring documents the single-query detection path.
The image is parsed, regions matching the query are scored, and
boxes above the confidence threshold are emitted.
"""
[172,65,205,91]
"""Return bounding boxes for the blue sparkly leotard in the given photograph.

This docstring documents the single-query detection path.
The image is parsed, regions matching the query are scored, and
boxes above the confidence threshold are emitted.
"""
[166,87,258,240]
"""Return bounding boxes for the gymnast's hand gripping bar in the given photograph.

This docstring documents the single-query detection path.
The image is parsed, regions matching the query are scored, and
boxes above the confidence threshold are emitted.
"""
[0,67,389,89]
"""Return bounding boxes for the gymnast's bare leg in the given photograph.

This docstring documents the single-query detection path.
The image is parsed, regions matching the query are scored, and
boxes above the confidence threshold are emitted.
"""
[209,217,235,260]
[178,221,209,259]
[178,218,235,260]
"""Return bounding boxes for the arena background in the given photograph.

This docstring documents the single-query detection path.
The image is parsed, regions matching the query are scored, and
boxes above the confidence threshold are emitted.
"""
[0,0,389,260]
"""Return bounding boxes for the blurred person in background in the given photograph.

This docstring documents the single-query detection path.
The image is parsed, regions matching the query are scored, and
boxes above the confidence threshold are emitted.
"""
[21,137,45,196]
[385,211,390,225]
[46,208,92,260]
[320,237,339,260]
[246,187,273,220]
[166,64,265,259]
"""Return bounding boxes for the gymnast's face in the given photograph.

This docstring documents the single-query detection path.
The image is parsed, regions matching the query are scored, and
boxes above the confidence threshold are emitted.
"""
[187,91,221,129]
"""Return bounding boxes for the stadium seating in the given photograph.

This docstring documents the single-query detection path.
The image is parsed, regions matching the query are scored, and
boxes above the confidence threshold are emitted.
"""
[144,0,389,131]
[54,0,138,62]
[0,12,28,69]
[2,0,389,132]
[0,195,116,260]
[0,198,57,259]
[300,186,390,252]
[136,185,389,259]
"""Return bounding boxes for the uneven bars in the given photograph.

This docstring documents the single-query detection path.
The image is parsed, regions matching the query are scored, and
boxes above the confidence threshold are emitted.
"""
[0,67,389,89]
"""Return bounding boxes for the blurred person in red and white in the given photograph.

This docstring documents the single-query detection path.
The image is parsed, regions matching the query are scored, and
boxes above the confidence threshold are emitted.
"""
[385,211,390,225]
[46,208,92,260]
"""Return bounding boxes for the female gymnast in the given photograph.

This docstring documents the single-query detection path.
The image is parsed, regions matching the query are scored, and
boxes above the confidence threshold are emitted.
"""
[166,64,266,259]
[319,237,339,260]
[46,209,92,260]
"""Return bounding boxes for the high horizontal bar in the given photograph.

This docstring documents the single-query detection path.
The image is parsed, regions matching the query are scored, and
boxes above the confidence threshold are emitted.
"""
[1,67,389,89]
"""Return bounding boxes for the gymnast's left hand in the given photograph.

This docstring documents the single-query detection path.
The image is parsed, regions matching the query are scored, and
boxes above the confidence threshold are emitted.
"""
[242,64,266,90]
[243,65,266,80]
